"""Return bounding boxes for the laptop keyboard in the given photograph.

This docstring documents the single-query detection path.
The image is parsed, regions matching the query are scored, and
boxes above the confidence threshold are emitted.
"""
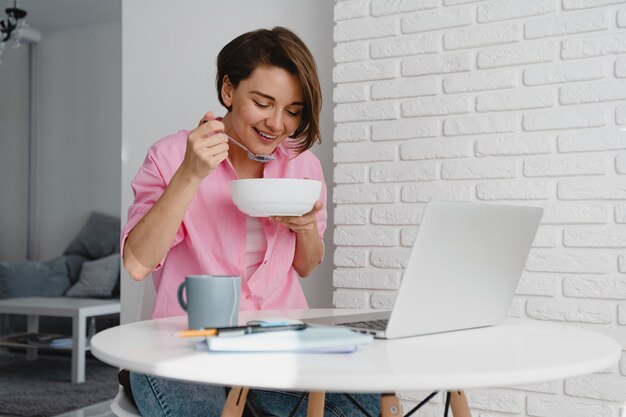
[339,319,388,331]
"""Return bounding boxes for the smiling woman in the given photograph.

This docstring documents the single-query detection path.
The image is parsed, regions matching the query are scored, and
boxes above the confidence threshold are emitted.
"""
[118,26,380,417]
[121,1,335,317]
[122,27,327,285]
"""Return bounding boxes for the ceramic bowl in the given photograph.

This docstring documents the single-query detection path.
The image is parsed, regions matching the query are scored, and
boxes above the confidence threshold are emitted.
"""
[229,178,322,217]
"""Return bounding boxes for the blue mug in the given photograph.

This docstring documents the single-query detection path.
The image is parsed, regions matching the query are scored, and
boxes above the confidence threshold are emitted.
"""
[177,275,241,330]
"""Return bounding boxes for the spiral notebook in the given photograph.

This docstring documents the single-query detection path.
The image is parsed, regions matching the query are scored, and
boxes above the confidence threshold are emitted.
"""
[202,326,373,353]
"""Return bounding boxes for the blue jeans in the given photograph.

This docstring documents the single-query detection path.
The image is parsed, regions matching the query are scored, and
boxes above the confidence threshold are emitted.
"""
[130,372,381,417]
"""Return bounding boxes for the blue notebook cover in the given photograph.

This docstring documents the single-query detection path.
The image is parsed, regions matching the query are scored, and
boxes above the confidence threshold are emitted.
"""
[204,327,373,353]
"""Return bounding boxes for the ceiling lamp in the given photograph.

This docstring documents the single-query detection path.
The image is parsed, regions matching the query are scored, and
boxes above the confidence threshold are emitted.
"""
[0,0,28,62]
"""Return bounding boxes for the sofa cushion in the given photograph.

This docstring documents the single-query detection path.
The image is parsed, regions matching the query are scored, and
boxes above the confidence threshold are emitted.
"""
[65,254,120,298]
[63,212,121,260]
[0,258,71,298]
[59,254,89,284]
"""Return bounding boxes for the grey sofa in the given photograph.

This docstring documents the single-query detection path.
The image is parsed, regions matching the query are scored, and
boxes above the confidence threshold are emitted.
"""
[0,212,121,335]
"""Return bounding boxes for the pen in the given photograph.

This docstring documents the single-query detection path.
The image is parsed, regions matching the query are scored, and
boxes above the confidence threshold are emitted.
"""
[175,323,306,338]
[218,323,306,337]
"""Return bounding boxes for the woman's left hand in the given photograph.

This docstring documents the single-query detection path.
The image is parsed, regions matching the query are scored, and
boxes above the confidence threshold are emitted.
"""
[271,201,323,234]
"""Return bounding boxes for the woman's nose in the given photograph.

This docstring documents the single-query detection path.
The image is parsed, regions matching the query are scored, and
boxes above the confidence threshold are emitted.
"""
[265,110,282,132]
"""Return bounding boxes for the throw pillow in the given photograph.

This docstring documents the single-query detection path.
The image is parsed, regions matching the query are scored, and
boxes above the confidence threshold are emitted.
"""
[65,254,120,298]
[60,254,89,284]
[0,257,71,298]
[63,212,121,260]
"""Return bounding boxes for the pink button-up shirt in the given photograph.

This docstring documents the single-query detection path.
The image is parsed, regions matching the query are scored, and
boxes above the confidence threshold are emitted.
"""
[121,130,327,319]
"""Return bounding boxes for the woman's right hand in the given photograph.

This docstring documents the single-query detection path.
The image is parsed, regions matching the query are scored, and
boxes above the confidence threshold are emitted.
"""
[182,111,229,179]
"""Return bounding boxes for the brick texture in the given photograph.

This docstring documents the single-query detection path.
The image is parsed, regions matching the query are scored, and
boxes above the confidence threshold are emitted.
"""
[332,1,626,416]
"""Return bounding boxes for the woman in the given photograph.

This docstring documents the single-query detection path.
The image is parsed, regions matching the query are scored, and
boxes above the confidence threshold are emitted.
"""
[121,27,379,417]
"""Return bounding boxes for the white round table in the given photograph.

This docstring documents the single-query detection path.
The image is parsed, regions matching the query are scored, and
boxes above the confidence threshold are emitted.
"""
[91,308,620,394]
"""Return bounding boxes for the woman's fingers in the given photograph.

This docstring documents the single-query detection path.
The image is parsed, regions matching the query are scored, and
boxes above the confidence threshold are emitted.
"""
[183,114,229,178]
[272,201,323,232]
[190,131,228,149]
[197,139,229,159]
[308,201,324,215]
[194,134,229,166]
[192,119,225,139]
[198,111,214,126]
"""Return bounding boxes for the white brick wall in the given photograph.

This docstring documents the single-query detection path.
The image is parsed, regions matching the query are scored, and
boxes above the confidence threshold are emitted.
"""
[332,0,626,415]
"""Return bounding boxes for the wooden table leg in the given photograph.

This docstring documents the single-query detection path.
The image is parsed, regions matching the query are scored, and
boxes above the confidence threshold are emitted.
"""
[306,391,326,417]
[221,386,249,417]
[380,393,402,417]
[449,391,472,417]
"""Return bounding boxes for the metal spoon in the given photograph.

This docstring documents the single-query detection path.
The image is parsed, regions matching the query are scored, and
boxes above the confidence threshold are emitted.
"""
[226,135,276,163]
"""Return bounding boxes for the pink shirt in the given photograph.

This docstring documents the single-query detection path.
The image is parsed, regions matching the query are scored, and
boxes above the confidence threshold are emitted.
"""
[121,130,327,319]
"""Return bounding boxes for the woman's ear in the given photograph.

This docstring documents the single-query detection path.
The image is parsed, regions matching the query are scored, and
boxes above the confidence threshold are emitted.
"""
[221,75,233,109]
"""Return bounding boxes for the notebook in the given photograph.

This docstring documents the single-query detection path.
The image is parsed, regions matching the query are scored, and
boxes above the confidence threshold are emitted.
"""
[304,201,543,339]
[202,326,373,352]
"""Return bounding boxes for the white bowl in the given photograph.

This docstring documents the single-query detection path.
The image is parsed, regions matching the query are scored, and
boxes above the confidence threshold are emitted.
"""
[230,179,322,217]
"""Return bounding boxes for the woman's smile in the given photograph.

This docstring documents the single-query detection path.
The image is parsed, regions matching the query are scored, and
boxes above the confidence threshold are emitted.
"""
[253,127,279,143]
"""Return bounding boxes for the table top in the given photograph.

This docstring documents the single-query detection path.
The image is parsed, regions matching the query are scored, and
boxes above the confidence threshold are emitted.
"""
[91,309,621,393]
[0,297,121,316]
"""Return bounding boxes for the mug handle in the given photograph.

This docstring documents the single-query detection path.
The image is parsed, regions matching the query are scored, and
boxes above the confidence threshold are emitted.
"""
[177,281,187,311]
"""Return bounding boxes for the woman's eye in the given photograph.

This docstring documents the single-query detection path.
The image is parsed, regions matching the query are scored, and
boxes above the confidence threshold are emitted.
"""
[254,101,270,109]
[287,110,301,117]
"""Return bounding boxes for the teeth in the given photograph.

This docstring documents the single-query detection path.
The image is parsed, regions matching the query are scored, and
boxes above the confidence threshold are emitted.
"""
[256,129,277,140]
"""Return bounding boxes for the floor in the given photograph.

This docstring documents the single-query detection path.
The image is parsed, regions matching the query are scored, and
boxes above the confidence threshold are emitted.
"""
[53,400,114,417]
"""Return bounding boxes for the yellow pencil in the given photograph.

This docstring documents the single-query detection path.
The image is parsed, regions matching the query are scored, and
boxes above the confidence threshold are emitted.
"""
[175,329,218,338]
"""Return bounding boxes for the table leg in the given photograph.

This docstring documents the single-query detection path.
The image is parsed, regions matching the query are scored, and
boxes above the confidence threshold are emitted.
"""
[306,392,325,417]
[71,315,86,383]
[221,386,249,417]
[380,393,402,417]
[449,391,472,417]
[26,314,39,361]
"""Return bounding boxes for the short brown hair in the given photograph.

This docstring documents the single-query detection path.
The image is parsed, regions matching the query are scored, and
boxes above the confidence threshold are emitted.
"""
[216,27,322,154]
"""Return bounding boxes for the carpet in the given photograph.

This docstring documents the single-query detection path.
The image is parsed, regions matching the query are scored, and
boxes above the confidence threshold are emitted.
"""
[0,351,118,417]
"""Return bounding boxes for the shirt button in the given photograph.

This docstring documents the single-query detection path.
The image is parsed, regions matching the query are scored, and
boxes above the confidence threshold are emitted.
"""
[263,260,268,265]
[265,220,271,227]
[245,295,252,300]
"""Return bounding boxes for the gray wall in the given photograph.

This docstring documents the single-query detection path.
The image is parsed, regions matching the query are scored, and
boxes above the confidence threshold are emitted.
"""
[0,45,29,261]
[35,22,121,260]
[121,0,335,323]
[0,21,121,262]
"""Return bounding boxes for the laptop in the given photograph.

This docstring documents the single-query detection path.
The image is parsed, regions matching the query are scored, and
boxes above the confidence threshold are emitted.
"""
[304,201,543,339]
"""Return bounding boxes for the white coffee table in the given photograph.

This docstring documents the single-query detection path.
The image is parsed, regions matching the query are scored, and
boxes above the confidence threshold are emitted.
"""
[0,297,120,383]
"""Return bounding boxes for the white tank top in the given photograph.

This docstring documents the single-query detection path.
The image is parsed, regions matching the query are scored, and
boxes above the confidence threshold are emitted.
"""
[245,216,267,280]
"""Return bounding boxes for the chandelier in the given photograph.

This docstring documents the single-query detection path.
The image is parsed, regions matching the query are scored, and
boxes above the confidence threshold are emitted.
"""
[0,0,28,62]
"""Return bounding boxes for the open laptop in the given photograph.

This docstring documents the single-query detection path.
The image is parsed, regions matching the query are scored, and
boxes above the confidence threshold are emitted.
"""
[304,201,543,339]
